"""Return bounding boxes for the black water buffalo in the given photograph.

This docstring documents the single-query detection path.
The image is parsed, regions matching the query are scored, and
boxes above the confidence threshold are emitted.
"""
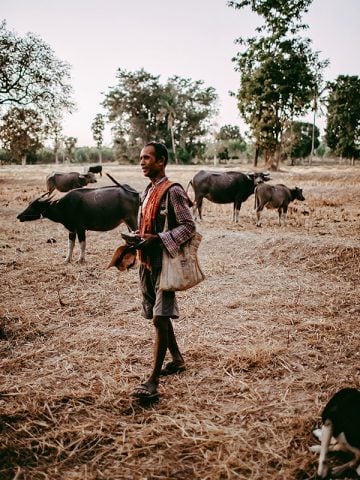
[46,171,97,195]
[17,185,140,263]
[254,183,305,227]
[187,170,270,222]
[87,165,103,176]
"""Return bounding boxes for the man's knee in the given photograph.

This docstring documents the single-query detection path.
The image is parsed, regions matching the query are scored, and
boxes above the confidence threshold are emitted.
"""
[153,316,170,330]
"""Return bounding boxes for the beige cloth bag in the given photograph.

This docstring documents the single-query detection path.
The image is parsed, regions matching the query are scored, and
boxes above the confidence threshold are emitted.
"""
[159,194,205,292]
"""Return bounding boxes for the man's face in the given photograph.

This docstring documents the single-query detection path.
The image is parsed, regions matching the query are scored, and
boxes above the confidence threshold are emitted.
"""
[139,145,164,179]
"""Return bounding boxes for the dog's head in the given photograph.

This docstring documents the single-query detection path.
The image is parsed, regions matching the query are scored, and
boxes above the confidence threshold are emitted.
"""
[107,245,138,271]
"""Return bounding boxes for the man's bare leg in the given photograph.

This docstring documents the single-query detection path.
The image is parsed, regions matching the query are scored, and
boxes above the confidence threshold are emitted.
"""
[132,316,169,397]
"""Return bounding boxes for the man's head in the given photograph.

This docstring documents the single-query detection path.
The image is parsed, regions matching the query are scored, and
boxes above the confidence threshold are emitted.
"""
[139,141,168,181]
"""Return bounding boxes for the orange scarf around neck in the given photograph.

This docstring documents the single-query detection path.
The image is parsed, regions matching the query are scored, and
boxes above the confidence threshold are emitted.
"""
[139,179,173,268]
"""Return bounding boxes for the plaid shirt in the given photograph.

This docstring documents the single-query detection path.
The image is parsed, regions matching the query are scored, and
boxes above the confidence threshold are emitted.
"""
[139,178,195,268]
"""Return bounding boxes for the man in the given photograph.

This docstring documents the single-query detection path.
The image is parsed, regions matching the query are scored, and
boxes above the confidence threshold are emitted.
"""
[131,141,195,399]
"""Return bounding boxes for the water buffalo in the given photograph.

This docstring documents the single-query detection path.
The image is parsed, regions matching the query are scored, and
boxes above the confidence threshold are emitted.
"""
[46,171,97,194]
[187,170,270,222]
[87,165,102,176]
[311,388,360,478]
[17,185,140,263]
[254,183,305,227]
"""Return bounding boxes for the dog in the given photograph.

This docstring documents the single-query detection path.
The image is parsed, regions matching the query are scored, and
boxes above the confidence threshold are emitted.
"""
[310,388,360,478]
[107,244,138,271]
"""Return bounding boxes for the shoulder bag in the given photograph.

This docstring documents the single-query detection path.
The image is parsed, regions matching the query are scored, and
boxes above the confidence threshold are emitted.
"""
[159,193,205,292]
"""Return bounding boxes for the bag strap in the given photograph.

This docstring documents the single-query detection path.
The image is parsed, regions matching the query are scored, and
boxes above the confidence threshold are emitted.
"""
[163,192,170,232]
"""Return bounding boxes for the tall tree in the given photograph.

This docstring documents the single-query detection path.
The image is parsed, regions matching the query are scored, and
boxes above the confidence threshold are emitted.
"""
[64,136,77,163]
[325,75,360,163]
[0,22,74,136]
[91,113,105,163]
[282,120,319,164]
[228,0,328,169]
[103,69,217,163]
[216,124,246,161]
[0,107,43,164]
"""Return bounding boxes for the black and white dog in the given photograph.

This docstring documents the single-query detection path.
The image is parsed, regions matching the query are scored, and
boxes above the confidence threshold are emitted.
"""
[311,388,360,478]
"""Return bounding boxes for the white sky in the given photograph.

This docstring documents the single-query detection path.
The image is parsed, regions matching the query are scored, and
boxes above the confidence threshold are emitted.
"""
[1,0,359,146]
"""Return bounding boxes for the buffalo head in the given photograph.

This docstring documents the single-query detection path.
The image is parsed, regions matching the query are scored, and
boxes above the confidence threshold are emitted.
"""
[17,193,54,222]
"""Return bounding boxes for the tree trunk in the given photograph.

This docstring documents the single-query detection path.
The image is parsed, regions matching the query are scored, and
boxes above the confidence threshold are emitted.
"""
[21,154,26,166]
[98,149,103,164]
[265,150,280,171]
[170,126,177,164]
[253,146,259,167]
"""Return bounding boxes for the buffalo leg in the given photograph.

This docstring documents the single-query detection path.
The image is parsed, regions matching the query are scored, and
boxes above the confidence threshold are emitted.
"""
[234,202,242,222]
[77,231,86,263]
[65,232,76,263]
[194,196,203,220]
[256,207,263,227]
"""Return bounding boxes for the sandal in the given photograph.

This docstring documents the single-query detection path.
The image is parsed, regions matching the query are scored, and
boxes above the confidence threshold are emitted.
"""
[160,361,186,376]
[131,383,159,399]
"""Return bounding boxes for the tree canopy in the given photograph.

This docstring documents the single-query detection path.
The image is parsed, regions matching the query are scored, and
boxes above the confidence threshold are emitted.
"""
[0,22,74,139]
[325,75,360,160]
[103,68,218,163]
[0,107,44,164]
[229,0,328,168]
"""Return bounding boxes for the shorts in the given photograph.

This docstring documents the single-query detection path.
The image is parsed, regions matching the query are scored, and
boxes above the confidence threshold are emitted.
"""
[139,264,179,319]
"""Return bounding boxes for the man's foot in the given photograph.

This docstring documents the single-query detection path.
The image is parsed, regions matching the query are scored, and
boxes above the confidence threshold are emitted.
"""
[160,361,186,376]
[131,381,159,399]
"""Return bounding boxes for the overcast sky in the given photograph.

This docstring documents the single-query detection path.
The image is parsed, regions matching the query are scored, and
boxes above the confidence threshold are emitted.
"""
[2,0,359,146]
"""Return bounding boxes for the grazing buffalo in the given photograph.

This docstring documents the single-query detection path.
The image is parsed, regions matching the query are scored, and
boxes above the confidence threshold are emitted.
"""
[187,170,270,222]
[17,185,140,263]
[311,388,360,478]
[87,165,103,176]
[46,171,97,195]
[254,183,305,227]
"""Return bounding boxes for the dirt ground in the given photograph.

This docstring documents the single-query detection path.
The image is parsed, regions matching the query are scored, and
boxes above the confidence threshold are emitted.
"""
[0,163,359,480]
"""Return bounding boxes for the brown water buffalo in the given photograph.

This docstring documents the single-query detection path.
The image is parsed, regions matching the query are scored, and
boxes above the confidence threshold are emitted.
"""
[46,171,97,194]
[254,183,305,227]
[187,170,270,222]
[17,185,140,263]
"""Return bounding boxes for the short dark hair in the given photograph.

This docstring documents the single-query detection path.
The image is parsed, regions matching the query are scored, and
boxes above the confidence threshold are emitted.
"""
[146,141,168,165]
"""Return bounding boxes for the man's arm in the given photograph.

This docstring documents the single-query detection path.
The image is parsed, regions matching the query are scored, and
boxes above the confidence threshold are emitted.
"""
[159,185,195,257]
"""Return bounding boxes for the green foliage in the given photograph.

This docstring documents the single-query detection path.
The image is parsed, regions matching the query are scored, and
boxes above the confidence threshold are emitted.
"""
[228,0,312,35]
[325,75,360,159]
[229,0,328,168]
[75,146,115,164]
[91,114,105,149]
[64,136,77,162]
[283,121,319,159]
[0,107,44,164]
[103,69,217,163]
[0,22,74,133]
[216,124,247,160]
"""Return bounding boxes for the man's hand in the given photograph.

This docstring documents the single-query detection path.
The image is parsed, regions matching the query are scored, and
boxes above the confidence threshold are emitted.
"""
[138,233,159,249]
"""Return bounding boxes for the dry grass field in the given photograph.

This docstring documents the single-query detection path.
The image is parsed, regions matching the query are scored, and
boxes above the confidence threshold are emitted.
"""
[0,163,359,480]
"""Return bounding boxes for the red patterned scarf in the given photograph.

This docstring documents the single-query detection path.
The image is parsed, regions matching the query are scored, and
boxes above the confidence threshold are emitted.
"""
[139,179,173,268]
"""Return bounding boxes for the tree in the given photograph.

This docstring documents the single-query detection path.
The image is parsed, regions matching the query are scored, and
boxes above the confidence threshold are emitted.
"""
[0,22,74,135]
[64,136,77,162]
[228,0,328,169]
[282,120,319,164]
[0,107,43,164]
[325,75,360,163]
[216,124,246,160]
[103,69,217,163]
[91,113,105,163]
